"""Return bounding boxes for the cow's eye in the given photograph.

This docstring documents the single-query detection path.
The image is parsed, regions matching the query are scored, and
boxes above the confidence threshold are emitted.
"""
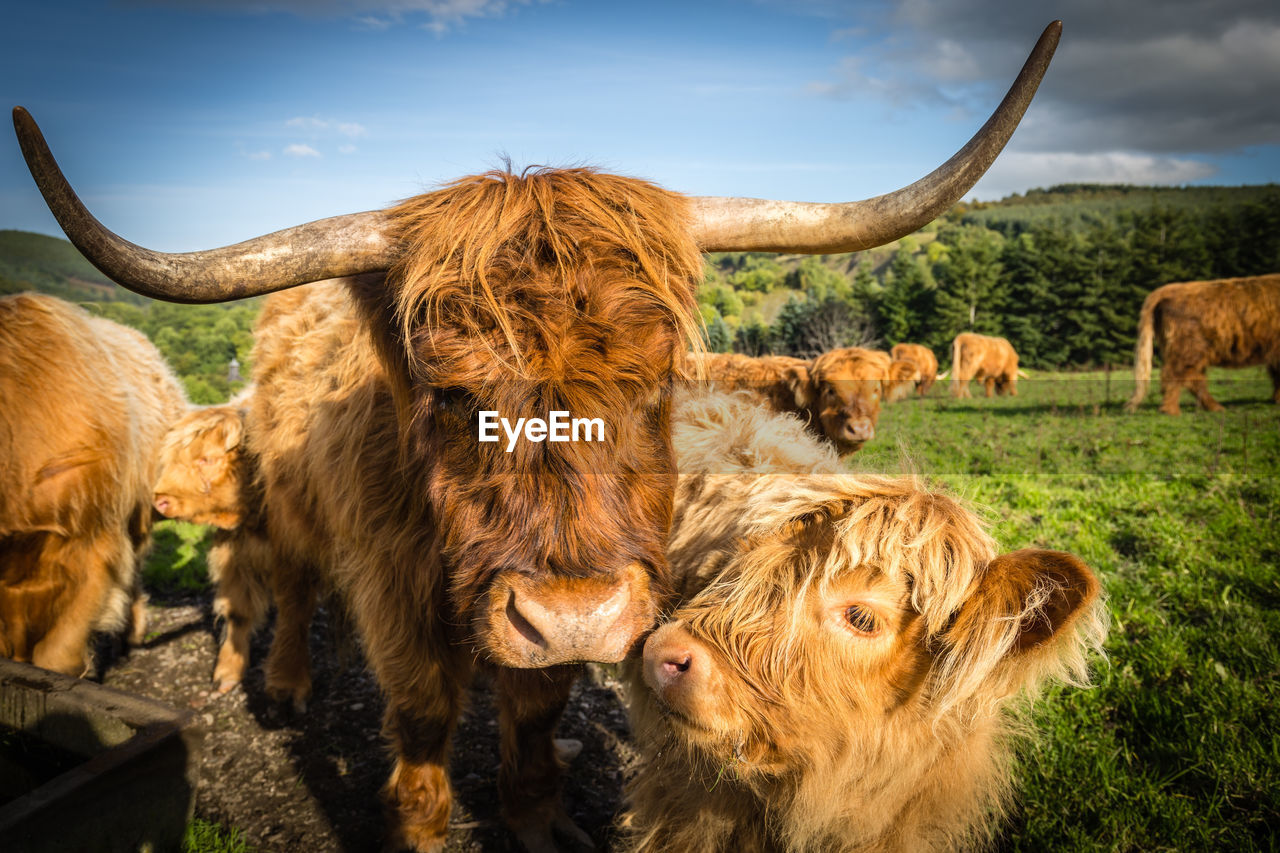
[435,387,470,411]
[844,604,879,635]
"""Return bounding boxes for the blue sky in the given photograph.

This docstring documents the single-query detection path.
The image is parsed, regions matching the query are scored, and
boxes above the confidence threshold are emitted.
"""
[2,0,1278,251]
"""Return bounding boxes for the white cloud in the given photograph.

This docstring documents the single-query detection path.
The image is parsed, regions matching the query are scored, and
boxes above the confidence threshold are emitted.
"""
[286,116,367,136]
[244,150,272,161]
[338,144,358,154]
[970,151,1219,200]
[284,143,322,158]
[162,0,540,34]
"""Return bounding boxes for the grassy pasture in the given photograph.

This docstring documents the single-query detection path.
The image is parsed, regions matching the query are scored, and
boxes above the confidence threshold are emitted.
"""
[855,367,1279,852]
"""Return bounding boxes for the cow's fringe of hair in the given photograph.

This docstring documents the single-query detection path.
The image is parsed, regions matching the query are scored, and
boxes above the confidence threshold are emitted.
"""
[1125,288,1161,412]
[387,167,705,378]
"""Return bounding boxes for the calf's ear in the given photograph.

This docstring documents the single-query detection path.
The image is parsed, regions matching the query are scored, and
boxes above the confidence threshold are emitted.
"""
[936,549,1103,707]
[960,548,1100,654]
[785,363,813,409]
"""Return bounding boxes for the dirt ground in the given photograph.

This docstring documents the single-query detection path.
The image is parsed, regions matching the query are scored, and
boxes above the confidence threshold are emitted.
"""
[100,592,639,853]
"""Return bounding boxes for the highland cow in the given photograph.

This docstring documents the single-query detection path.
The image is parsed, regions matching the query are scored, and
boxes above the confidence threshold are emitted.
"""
[697,348,918,455]
[891,342,939,396]
[0,293,187,676]
[624,390,1108,853]
[691,351,812,418]
[152,399,273,694]
[798,347,915,454]
[950,332,1021,399]
[12,25,1062,848]
[1124,274,1280,415]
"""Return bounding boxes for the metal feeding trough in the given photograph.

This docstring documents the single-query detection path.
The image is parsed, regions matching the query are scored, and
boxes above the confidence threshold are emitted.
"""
[0,658,204,852]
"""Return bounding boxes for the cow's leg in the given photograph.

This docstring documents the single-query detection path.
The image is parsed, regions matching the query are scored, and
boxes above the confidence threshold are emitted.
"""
[983,377,996,398]
[210,536,268,693]
[1159,373,1185,416]
[264,554,318,712]
[1190,375,1224,412]
[1267,363,1280,403]
[495,665,593,853]
[382,691,463,853]
[30,532,122,676]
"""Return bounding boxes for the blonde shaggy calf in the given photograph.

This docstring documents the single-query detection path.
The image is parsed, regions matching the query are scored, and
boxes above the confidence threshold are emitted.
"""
[152,399,272,694]
[624,391,1108,853]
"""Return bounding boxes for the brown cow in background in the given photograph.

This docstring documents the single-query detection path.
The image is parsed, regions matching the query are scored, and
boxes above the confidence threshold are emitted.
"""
[690,351,811,418]
[152,399,272,694]
[892,341,939,395]
[951,332,1021,398]
[801,347,911,454]
[13,26,1061,847]
[697,348,918,455]
[1124,274,1280,415]
[624,390,1107,853]
[0,293,187,676]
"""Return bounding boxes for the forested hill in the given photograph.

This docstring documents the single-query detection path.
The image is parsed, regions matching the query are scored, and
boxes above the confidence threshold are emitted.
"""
[1,229,257,404]
[3,181,1279,396]
[699,182,1280,368]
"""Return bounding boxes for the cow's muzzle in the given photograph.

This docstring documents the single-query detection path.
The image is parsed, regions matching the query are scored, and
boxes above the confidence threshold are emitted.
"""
[481,563,655,668]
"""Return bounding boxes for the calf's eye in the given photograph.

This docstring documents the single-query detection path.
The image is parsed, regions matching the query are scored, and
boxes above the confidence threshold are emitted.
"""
[844,604,879,635]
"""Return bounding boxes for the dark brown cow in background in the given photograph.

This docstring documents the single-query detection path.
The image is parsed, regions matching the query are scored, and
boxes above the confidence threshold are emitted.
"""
[951,332,1021,399]
[1124,274,1280,415]
[0,293,187,676]
[13,22,1061,850]
[892,342,940,395]
[152,399,272,694]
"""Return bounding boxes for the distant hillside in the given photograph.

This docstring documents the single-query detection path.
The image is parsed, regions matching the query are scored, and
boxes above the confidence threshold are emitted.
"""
[958,183,1280,231]
[0,229,149,304]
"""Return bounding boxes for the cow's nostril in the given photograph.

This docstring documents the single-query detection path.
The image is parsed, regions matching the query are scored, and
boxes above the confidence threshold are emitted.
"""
[662,652,692,678]
[505,592,548,649]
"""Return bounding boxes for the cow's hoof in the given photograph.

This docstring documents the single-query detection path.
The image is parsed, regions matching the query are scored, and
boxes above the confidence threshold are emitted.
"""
[264,678,310,714]
[512,807,595,853]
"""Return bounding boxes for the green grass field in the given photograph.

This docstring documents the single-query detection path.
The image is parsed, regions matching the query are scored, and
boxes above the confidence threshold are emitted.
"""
[854,367,1279,852]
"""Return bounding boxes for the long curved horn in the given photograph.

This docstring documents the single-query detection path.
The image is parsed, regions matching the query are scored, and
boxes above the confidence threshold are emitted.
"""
[691,21,1061,253]
[12,106,401,303]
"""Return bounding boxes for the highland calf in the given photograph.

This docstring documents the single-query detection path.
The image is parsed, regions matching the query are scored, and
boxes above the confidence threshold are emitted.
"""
[950,333,1020,398]
[1124,274,1280,415]
[891,342,939,396]
[625,391,1108,853]
[152,399,272,694]
[0,293,186,676]
[13,26,1062,848]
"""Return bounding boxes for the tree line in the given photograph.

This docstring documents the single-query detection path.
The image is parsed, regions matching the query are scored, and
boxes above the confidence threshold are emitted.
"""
[699,185,1280,368]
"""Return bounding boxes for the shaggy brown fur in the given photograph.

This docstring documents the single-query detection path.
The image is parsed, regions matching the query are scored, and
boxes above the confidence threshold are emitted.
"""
[1124,274,1280,415]
[891,342,939,396]
[247,168,704,851]
[951,333,1020,399]
[0,293,187,675]
[623,390,1108,853]
[152,399,272,693]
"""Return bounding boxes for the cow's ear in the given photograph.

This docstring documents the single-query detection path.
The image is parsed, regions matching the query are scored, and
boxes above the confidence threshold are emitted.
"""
[785,363,814,409]
[951,549,1101,657]
[217,410,245,453]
